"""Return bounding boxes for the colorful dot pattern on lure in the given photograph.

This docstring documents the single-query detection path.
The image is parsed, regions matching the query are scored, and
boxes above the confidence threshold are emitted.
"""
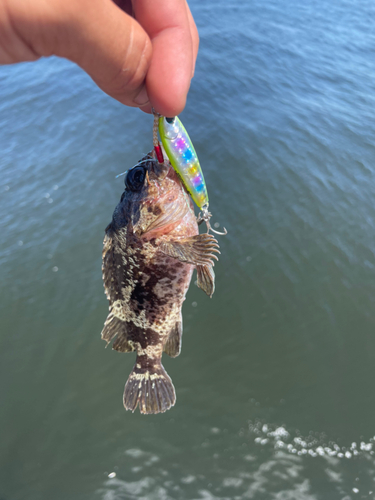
[158,116,209,210]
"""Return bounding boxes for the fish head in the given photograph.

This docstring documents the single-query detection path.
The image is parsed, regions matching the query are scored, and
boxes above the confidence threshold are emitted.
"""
[114,153,194,239]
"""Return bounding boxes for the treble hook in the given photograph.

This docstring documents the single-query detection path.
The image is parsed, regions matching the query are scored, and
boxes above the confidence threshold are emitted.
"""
[197,205,227,236]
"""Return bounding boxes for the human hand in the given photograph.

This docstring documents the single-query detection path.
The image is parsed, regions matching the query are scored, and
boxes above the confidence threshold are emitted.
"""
[0,0,199,116]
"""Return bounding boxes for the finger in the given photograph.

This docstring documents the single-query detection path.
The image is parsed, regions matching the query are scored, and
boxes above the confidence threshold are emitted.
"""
[4,0,152,107]
[132,0,194,117]
[112,0,134,17]
[185,2,199,77]
[0,0,40,63]
[62,0,153,107]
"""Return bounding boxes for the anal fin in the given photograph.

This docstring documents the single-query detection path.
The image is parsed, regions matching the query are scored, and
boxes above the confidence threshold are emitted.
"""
[197,264,215,298]
[158,233,220,267]
[101,312,135,352]
[163,319,182,358]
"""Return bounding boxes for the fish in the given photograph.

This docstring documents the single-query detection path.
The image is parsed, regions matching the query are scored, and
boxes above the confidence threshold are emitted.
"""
[158,115,209,211]
[101,152,220,414]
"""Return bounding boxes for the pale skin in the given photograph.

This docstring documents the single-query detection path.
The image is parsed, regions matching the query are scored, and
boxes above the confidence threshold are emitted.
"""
[0,0,199,116]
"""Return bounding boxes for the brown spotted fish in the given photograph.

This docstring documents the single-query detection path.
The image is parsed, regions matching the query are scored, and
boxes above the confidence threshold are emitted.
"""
[101,152,220,414]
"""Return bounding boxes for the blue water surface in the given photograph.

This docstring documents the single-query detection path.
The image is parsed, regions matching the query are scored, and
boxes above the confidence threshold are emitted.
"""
[1,0,375,498]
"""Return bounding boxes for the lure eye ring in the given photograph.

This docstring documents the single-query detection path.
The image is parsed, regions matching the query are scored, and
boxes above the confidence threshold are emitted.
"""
[125,166,146,192]
[162,117,178,140]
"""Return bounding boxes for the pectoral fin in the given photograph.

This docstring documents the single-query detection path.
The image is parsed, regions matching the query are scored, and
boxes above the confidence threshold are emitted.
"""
[158,233,220,267]
[197,265,215,298]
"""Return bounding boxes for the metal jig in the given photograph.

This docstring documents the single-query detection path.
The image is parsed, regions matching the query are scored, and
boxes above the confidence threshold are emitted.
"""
[152,109,227,236]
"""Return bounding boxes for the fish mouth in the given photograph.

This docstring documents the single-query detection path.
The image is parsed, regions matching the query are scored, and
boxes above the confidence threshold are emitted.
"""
[145,158,182,202]
[142,152,189,209]
[165,162,177,178]
[149,157,175,182]
[153,169,185,207]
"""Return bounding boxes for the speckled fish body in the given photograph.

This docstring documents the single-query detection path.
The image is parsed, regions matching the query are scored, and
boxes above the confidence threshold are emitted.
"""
[158,116,209,210]
[101,153,219,414]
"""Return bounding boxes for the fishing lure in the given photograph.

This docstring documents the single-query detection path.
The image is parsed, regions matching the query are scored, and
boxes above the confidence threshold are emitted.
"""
[158,115,208,210]
[153,111,226,235]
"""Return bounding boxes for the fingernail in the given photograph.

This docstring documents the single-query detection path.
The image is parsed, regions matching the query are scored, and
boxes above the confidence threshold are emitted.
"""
[133,87,149,106]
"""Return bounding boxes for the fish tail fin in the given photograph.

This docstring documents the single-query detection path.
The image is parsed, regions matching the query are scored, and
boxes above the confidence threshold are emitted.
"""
[123,358,176,414]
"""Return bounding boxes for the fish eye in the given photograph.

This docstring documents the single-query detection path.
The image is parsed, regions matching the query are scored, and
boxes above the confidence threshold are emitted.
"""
[125,166,146,192]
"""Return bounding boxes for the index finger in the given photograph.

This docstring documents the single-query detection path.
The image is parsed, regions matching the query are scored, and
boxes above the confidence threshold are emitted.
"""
[132,0,195,117]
